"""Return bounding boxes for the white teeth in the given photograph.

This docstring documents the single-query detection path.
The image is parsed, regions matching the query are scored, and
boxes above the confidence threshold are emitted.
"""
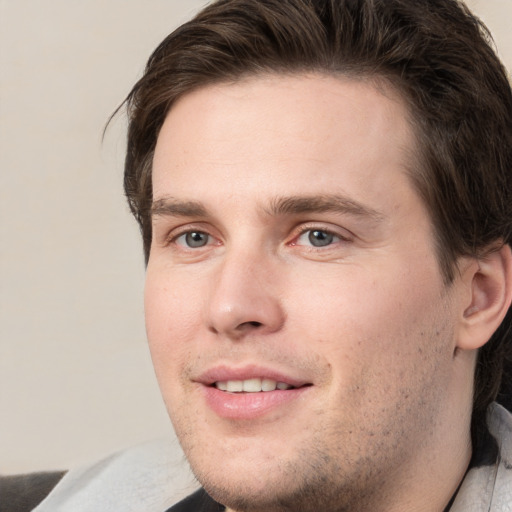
[261,378,277,391]
[226,380,243,392]
[216,381,228,391]
[214,379,294,392]
[243,378,262,392]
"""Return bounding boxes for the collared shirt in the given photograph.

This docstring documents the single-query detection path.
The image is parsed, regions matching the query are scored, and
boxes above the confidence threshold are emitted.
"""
[165,489,224,512]
[31,403,512,511]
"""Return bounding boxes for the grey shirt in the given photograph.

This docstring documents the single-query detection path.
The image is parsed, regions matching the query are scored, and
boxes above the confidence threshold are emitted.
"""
[33,403,512,511]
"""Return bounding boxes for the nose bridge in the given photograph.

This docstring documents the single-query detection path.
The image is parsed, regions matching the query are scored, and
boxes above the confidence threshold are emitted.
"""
[206,244,285,338]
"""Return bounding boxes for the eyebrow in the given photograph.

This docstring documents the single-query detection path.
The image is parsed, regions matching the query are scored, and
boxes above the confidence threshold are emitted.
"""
[151,194,384,222]
[265,195,385,221]
[151,198,208,218]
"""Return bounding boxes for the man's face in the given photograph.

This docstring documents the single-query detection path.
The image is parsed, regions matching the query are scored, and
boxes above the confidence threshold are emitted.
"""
[146,74,464,510]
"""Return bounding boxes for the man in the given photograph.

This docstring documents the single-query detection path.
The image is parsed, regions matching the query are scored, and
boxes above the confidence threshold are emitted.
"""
[23,0,512,510]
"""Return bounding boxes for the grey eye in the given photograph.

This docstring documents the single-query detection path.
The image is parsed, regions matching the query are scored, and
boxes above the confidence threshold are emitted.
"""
[308,230,334,247]
[183,231,209,248]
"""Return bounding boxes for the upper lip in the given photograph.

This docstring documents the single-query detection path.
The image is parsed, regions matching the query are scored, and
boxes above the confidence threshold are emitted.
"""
[195,364,311,388]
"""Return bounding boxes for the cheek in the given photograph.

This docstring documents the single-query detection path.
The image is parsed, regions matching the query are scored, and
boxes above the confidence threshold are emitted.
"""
[144,268,203,379]
[287,264,411,340]
[288,263,450,377]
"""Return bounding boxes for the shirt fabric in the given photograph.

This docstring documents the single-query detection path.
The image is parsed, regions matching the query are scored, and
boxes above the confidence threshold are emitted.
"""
[165,489,224,512]
[32,403,512,512]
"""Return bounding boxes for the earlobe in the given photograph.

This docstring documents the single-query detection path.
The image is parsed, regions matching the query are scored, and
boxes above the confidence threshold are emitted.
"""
[457,243,512,351]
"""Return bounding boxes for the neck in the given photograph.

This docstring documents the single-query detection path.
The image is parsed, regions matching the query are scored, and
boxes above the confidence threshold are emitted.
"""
[362,363,475,512]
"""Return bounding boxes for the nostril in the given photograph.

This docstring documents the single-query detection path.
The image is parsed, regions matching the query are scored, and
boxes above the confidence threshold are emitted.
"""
[243,321,263,328]
[232,320,263,333]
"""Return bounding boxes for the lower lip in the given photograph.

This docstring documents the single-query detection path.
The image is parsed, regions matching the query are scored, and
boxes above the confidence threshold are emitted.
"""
[202,385,309,420]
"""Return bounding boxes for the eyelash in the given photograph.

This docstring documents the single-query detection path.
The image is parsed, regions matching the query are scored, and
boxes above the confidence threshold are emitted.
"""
[166,224,349,252]
[290,226,349,249]
[170,229,215,249]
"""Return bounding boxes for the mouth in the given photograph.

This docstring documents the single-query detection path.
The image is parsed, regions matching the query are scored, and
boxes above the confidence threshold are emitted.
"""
[213,378,297,392]
[198,366,312,419]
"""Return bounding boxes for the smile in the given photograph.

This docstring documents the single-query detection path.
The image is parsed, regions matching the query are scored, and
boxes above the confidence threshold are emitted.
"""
[214,378,295,392]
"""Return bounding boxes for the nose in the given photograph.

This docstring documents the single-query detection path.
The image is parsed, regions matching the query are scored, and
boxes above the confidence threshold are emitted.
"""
[206,249,285,340]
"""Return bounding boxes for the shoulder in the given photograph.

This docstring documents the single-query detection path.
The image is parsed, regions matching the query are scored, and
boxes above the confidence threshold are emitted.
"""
[451,403,512,511]
[487,403,512,507]
[28,438,198,512]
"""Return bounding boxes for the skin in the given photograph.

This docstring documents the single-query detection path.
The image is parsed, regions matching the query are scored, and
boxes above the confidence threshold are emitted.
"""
[146,74,478,512]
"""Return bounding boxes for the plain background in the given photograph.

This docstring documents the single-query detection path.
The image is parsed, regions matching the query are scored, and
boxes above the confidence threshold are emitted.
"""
[1,0,511,475]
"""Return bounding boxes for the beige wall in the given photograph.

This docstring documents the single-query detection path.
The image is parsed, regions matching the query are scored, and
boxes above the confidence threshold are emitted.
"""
[1,0,511,474]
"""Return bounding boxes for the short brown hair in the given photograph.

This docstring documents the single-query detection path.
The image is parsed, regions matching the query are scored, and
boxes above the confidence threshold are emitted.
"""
[120,0,512,437]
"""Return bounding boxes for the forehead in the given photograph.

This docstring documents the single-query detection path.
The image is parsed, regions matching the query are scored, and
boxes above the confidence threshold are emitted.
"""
[152,73,419,214]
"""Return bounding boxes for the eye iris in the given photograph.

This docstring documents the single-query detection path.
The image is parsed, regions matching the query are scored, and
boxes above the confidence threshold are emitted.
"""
[185,232,208,247]
[308,230,333,247]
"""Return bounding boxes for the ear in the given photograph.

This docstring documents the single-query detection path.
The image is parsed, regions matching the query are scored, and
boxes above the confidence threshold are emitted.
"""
[456,243,512,351]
